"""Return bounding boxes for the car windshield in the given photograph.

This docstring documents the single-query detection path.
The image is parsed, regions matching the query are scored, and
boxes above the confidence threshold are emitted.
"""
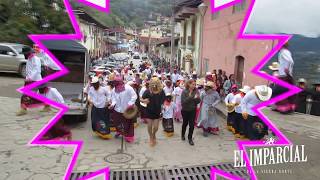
[12,45,30,54]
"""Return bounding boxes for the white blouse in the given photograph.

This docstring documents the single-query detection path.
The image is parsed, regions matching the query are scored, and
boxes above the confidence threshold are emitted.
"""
[111,84,137,113]
[232,93,243,113]
[240,90,262,116]
[45,88,64,104]
[162,103,176,119]
[88,86,110,108]
[163,86,173,95]
[26,55,42,81]
[224,93,235,104]
[278,48,294,76]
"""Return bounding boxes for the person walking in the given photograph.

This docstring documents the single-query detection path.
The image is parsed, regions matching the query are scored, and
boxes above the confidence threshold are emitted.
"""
[241,85,272,140]
[224,84,238,133]
[141,77,165,147]
[161,93,175,137]
[232,85,251,139]
[16,49,43,116]
[181,79,201,146]
[110,76,137,143]
[88,77,112,139]
[172,78,184,122]
[197,81,221,136]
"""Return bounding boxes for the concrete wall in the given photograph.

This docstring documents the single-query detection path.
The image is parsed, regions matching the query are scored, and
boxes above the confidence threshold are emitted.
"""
[201,0,272,87]
[79,20,107,57]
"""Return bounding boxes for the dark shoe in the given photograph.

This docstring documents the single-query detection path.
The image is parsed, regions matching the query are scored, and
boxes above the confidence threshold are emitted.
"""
[188,139,194,146]
[181,136,185,141]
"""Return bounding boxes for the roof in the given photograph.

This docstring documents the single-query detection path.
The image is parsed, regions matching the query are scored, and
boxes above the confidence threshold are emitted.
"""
[41,40,87,53]
[73,9,108,29]
[174,0,203,12]
[108,27,126,33]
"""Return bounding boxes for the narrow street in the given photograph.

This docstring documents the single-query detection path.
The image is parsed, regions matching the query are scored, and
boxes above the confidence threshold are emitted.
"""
[0,74,320,180]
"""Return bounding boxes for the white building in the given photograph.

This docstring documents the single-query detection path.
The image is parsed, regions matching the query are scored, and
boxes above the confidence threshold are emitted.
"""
[175,1,203,74]
[74,10,108,57]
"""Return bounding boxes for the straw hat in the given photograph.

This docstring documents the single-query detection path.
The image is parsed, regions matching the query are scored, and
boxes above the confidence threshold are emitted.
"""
[149,77,163,94]
[297,78,307,83]
[108,73,115,81]
[123,105,138,119]
[255,85,272,101]
[91,76,99,84]
[205,81,215,88]
[239,85,251,93]
[268,62,279,71]
[196,78,205,86]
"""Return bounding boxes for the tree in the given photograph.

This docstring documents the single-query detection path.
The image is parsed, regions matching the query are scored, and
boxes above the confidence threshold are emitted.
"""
[0,0,73,45]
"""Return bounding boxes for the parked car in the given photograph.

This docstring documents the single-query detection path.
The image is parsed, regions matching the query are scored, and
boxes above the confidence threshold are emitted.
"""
[0,43,32,77]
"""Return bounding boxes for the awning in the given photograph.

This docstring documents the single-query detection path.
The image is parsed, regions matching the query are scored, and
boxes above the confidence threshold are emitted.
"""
[41,40,87,53]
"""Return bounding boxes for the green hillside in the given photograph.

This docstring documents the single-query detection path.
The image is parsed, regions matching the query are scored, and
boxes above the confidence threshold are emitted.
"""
[76,0,172,28]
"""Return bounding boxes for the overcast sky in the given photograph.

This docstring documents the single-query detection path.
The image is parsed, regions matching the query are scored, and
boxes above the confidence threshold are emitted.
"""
[245,0,320,38]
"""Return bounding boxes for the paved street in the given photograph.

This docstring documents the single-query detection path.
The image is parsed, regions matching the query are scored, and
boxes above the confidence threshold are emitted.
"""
[0,74,319,180]
[72,110,237,172]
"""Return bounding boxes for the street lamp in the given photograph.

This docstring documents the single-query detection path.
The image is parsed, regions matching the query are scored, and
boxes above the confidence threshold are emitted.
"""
[198,2,208,76]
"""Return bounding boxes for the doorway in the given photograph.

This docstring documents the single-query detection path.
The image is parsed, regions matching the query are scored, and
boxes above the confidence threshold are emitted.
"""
[234,55,245,86]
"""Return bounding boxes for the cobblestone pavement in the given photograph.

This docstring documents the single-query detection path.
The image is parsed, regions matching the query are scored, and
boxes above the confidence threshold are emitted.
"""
[71,109,237,172]
[0,97,73,180]
[1,73,320,180]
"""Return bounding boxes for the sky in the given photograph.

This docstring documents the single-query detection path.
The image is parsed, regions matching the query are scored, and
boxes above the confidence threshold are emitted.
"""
[245,0,320,38]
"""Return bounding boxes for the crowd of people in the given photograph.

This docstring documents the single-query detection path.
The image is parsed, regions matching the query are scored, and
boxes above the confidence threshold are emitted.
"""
[16,42,318,145]
[80,60,274,146]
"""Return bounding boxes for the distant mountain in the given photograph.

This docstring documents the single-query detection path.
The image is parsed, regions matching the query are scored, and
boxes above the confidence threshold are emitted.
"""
[288,34,320,53]
[73,0,172,28]
[263,34,320,84]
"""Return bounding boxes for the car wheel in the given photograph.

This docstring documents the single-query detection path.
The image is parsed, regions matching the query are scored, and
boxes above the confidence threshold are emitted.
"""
[19,64,26,78]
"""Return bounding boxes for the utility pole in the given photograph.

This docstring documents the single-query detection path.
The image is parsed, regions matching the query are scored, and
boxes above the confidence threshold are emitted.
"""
[170,0,175,73]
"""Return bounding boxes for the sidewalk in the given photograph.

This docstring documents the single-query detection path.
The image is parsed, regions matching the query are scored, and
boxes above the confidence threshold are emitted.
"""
[0,97,72,180]
[2,96,319,180]
[71,108,238,172]
[215,102,320,140]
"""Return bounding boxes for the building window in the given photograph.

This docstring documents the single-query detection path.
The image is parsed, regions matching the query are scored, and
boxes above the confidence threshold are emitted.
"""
[211,11,220,20]
[232,0,246,14]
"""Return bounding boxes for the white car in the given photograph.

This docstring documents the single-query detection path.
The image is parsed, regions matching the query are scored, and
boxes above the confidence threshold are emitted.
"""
[0,43,31,77]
